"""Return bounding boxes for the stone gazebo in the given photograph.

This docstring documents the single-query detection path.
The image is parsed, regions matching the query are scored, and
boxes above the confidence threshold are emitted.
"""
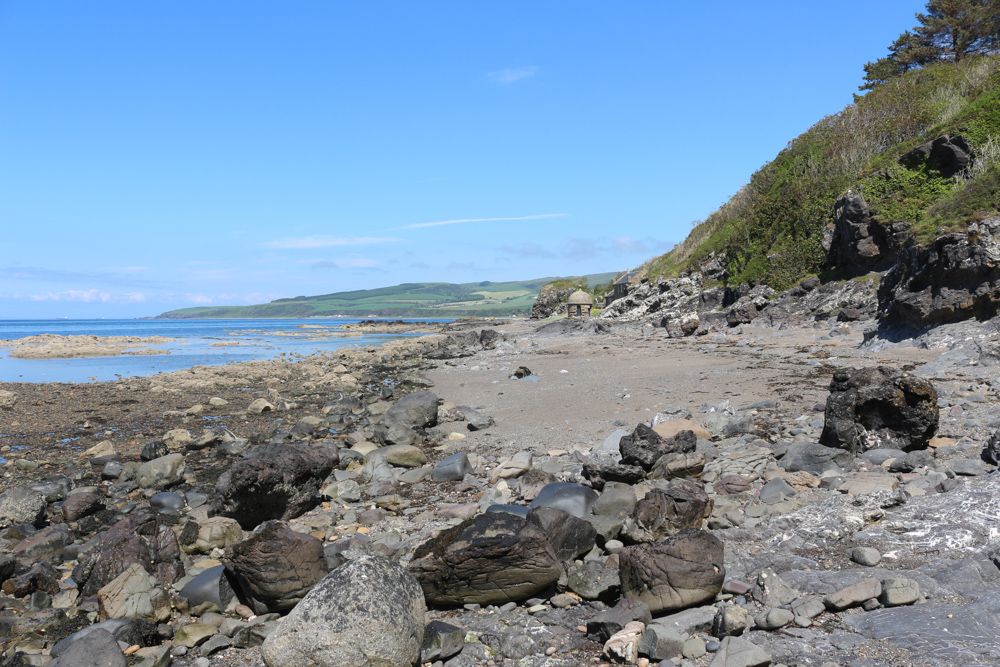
[566,290,593,318]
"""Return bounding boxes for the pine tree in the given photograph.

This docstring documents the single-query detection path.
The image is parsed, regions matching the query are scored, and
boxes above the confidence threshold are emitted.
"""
[860,0,1000,90]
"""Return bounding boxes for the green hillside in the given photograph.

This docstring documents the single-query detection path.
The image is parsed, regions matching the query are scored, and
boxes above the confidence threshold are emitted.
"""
[646,53,1000,291]
[156,273,617,319]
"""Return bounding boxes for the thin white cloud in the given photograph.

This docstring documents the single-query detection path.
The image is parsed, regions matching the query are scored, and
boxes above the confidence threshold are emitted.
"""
[261,236,400,249]
[402,213,567,230]
[310,258,380,269]
[488,66,538,84]
[27,289,146,303]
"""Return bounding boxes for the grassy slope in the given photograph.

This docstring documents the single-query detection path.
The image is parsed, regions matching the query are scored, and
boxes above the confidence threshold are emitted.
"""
[645,56,1000,291]
[157,273,618,319]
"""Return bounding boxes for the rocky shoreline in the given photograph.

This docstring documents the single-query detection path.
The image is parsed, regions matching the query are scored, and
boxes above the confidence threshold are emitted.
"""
[2,314,1000,667]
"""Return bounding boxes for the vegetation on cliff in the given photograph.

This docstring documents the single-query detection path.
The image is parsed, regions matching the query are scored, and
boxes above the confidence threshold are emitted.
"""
[645,2,1000,292]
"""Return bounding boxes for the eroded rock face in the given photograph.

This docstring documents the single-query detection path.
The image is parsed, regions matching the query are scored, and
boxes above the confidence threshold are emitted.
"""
[211,443,337,530]
[621,479,712,544]
[407,512,560,606]
[820,367,938,454]
[619,424,696,471]
[262,555,425,667]
[899,133,972,178]
[822,191,911,274]
[72,513,184,597]
[877,216,1000,333]
[618,529,725,614]
[221,521,328,614]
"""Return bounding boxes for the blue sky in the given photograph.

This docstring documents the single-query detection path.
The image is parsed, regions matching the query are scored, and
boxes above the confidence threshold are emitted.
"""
[0,1,921,318]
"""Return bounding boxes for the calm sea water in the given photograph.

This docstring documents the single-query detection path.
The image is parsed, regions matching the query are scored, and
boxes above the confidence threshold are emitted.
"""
[0,319,450,383]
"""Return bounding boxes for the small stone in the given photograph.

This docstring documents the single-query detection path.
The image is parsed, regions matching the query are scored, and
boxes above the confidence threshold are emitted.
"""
[754,607,793,630]
[879,577,920,607]
[851,546,881,567]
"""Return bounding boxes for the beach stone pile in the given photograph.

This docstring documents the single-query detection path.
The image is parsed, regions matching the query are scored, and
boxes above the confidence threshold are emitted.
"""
[4,318,1000,667]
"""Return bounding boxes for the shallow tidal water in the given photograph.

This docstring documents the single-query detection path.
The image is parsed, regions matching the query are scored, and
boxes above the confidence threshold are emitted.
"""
[0,318,447,383]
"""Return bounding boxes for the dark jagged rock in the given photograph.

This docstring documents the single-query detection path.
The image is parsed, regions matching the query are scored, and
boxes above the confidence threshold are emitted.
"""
[139,441,168,461]
[179,565,238,612]
[820,366,938,454]
[619,424,696,471]
[526,506,597,562]
[72,513,184,597]
[582,462,646,490]
[619,529,725,614]
[621,479,712,544]
[408,512,560,606]
[877,216,1000,334]
[221,521,328,614]
[899,133,972,178]
[586,597,652,643]
[822,191,911,274]
[211,443,337,530]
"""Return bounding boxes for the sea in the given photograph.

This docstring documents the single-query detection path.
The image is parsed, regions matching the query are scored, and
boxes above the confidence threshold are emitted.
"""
[0,319,450,384]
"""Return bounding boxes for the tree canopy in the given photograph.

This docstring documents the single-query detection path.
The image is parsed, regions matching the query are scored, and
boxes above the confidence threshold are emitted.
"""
[861,0,1000,90]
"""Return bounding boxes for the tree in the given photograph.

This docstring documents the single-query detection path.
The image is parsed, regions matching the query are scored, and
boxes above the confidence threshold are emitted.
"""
[860,0,1000,90]
[913,0,1000,62]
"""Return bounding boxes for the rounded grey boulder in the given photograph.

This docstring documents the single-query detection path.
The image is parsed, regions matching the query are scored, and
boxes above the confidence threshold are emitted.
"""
[528,482,599,518]
[262,554,425,667]
[49,627,126,667]
[432,452,473,482]
[0,486,47,528]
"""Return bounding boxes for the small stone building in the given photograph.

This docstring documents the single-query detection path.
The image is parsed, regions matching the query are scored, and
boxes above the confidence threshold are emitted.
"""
[566,290,593,318]
[605,270,643,307]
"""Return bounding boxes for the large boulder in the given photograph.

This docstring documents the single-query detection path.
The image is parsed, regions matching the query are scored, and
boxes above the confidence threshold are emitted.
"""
[619,529,725,614]
[72,513,184,597]
[373,390,440,446]
[0,486,47,528]
[619,424,696,471]
[877,216,1000,332]
[262,555,425,667]
[822,191,911,274]
[820,367,938,454]
[899,133,972,178]
[49,628,126,667]
[408,512,561,606]
[211,443,338,529]
[621,479,712,544]
[221,521,328,614]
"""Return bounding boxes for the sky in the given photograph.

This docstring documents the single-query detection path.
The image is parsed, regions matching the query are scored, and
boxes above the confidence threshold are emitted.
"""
[0,1,923,318]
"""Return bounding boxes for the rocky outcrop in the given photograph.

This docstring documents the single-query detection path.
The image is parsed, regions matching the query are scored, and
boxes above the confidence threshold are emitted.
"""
[530,280,587,319]
[822,191,911,274]
[877,216,1000,334]
[621,479,712,544]
[211,442,338,529]
[599,274,702,337]
[899,133,972,178]
[820,367,938,454]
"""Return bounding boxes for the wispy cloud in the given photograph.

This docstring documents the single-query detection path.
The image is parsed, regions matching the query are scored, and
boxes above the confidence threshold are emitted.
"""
[310,258,380,270]
[447,261,476,271]
[27,289,146,303]
[499,243,557,259]
[261,236,399,249]
[0,266,159,288]
[487,66,538,84]
[402,213,566,230]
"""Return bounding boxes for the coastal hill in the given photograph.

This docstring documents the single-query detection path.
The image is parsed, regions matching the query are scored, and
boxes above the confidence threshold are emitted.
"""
[641,52,999,292]
[155,273,617,319]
